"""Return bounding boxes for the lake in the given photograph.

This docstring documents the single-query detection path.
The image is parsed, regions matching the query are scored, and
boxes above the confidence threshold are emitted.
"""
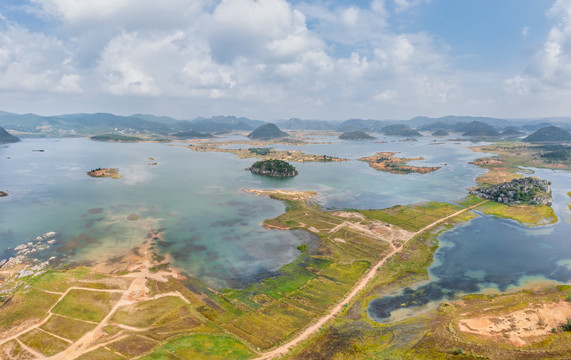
[1,136,569,306]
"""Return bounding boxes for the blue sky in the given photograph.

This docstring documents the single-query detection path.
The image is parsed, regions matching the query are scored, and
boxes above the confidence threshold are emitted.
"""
[0,0,569,120]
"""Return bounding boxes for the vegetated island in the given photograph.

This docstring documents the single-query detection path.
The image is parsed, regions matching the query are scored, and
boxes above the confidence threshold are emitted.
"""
[469,141,561,226]
[90,134,143,142]
[170,130,213,139]
[431,129,449,136]
[247,123,289,139]
[86,168,121,179]
[189,141,346,163]
[469,177,552,206]
[359,152,441,174]
[0,126,20,144]
[338,131,376,140]
[523,125,571,142]
[247,159,298,177]
[381,124,422,137]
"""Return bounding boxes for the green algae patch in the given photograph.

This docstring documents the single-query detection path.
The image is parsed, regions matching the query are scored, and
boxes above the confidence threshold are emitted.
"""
[52,289,122,322]
[18,328,70,356]
[141,334,255,360]
[476,201,558,226]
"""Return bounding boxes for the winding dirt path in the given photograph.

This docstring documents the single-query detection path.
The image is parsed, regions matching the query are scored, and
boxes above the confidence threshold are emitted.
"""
[257,201,486,359]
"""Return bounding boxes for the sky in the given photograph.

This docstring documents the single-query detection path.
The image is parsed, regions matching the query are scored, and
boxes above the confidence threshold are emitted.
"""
[0,0,570,120]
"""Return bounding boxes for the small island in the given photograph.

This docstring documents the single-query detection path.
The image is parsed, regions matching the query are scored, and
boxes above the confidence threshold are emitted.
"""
[87,168,121,179]
[338,131,376,140]
[381,124,422,137]
[359,152,441,174]
[91,134,143,142]
[523,126,571,142]
[0,191,8,197]
[469,177,552,206]
[247,123,289,140]
[431,129,449,136]
[247,159,298,177]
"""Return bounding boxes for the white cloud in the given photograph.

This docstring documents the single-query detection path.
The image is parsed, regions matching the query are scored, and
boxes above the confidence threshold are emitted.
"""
[0,21,80,93]
[506,0,571,92]
[394,0,428,13]
[0,0,541,119]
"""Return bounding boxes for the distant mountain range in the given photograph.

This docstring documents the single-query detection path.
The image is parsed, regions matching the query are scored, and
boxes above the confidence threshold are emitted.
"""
[0,111,265,136]
[0,110,570,138]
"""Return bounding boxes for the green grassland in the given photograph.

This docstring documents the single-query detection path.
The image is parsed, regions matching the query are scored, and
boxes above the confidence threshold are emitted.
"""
[0,287,60,335]
[142,334,256,360]
[76,347,127,360]
[19,328,70,356]
[358,202,464,232]
[0,186,560,359]
[41,315,97,341]
[476,200,558,226]
[285,228,571,360]
[52,289,122,322]
[285,228,452,360]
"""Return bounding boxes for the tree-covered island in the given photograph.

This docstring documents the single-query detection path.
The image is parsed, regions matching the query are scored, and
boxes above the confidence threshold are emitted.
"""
[247,159,298,177]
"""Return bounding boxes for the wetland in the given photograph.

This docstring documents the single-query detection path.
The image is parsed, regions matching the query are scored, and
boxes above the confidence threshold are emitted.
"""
[1,132,570,359]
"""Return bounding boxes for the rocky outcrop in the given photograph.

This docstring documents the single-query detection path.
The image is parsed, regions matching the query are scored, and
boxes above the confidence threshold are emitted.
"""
[469,177,552,206]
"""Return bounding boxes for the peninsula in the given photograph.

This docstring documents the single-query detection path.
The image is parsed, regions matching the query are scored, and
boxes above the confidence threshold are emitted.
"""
[469,177,552,206]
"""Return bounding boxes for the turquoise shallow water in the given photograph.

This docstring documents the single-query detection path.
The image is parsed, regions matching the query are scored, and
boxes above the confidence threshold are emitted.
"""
[1,136,570,294]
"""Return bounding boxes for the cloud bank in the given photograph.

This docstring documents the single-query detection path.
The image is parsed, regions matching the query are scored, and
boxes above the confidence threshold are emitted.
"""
[0,0,569,119]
